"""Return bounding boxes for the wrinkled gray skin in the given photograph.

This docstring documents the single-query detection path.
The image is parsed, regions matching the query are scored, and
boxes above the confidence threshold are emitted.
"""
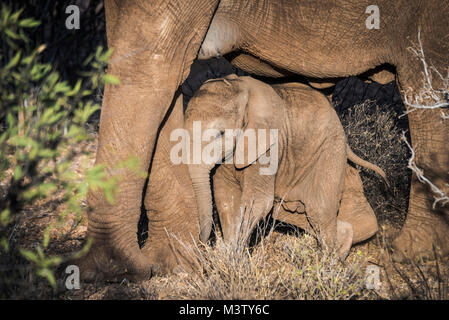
[82,0,449,280]
[185,75,386,259]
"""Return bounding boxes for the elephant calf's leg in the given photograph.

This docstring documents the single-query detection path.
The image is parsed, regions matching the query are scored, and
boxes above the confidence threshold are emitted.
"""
[295,143,349,258]
[338,165,378,244]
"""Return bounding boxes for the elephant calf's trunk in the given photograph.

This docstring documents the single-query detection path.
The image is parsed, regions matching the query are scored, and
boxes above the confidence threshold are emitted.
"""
[188,166,214,242]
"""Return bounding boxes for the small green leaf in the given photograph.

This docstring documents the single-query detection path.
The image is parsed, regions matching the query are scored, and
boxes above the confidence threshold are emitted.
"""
[37,268,56,288]
[19,18,40,28]
[10,8,23,22]
[0,209,11,226]
[13,166,23,181]
[102,74,120,85]
[20,249,39,264]
[67,79,82,96]
[0,238,9,252]
[42,228,51,248]
[5,50,21,70]
[5,28,19,40]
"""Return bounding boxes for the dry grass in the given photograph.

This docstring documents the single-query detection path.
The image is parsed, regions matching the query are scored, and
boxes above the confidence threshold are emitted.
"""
[151,228,373,300]
[340,101,411,228]
[53,226,448,300]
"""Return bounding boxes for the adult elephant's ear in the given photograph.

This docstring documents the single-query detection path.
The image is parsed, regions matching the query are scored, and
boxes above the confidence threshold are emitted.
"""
[234,81,282,169]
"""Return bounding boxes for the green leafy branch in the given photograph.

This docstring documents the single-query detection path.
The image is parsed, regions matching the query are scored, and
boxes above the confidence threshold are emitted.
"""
[0,6,121,288]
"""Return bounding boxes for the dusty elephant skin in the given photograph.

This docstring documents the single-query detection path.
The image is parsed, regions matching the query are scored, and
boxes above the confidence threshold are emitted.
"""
[83,0,449,280]
[185,75,385,259]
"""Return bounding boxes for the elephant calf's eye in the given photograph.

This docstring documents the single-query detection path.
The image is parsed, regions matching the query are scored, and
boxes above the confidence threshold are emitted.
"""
[215,131,224,139]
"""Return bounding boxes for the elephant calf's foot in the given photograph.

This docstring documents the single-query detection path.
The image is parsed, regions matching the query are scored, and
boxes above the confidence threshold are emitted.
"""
[338,166,379,244]
[336,220,354,260]
[140,241,192,276]
[339,207,378,244]
[391,214,449,263]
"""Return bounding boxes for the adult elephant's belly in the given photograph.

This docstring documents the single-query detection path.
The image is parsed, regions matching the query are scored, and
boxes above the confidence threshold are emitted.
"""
[228,53,293,78]
[198,0,395,79]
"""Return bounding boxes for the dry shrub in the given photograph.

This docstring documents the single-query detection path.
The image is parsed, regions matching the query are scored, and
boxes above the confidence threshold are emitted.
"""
[339,101,411,227]
[149,229,374,300]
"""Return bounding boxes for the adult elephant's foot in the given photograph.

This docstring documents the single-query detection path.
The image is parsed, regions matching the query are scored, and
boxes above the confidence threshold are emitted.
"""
[391,218,449,263]
[72,240,156,282]
[391,188,449,262]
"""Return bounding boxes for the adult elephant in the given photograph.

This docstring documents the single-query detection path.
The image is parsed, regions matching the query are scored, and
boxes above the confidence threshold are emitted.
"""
[81,0,449,280]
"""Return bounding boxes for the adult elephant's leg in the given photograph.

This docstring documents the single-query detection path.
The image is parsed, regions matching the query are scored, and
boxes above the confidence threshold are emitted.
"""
[142,93,199,274]
[393,52,449,261]
[80,0,219,280]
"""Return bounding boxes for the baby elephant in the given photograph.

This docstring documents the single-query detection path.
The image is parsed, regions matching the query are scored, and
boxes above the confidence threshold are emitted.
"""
[184,74,386,259]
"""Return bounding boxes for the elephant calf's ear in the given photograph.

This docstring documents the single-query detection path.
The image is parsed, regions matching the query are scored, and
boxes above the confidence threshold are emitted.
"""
[233,83,280,169]
[234,128,273,169]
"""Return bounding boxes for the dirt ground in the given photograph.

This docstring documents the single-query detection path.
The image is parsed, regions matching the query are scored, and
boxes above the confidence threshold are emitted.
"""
[1,135,448,300]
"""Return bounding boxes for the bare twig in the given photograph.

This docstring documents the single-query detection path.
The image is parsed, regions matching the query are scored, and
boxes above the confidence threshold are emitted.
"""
[400,30,449,119]
[401,132,449,208]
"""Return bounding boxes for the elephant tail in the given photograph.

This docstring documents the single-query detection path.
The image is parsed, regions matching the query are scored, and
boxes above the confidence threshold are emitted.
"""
[346,145,390,187]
